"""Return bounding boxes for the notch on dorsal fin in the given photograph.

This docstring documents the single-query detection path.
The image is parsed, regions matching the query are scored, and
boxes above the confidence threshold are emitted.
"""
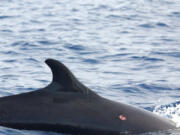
[45,59,90,94]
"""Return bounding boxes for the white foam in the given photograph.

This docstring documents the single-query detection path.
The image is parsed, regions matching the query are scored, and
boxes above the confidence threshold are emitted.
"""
[153,103,180,128]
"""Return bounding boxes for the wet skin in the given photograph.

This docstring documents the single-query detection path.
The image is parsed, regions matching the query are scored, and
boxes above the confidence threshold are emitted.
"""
[0,59,176,135]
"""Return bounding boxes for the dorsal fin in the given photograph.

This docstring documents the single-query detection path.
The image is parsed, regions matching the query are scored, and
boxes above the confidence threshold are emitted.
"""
[45,59,91,94]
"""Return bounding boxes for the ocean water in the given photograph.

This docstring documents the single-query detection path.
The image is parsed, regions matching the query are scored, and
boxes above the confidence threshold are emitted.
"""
[0,0,180,134]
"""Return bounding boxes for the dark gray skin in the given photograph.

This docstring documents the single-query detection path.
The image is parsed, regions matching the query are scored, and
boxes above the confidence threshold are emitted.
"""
[0,59,176,135]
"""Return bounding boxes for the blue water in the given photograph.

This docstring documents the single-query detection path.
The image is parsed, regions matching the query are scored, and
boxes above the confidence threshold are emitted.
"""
[0,0,180,134]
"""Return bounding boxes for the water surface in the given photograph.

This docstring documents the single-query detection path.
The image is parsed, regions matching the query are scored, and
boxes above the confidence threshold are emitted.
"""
[0,0,180,134]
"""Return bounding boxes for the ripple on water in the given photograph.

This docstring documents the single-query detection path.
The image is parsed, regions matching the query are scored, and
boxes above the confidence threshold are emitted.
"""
[156,22,169,27]
[63,44,97,56]
[138,83,172,92]
[130,56,164,62]
[25,58,39,63]
[1,29,13,33]
[20,28,45,33]
[12,41,35,47]
[152,52,180,58]
[11,41,38,51]
[82,58,99,64]
[112,85,142,93]
[64,44,85,51]
[171,12,180,17]
[3,59,17,63]
[1,51,20,55]
[138,23,155,28]
[100,53,133,61]
[106,14,123,19]
[0,15,13,19]
[38,40,57,45]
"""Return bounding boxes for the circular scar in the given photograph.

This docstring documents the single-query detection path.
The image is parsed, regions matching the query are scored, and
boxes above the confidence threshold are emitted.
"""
[119,115,127,121]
